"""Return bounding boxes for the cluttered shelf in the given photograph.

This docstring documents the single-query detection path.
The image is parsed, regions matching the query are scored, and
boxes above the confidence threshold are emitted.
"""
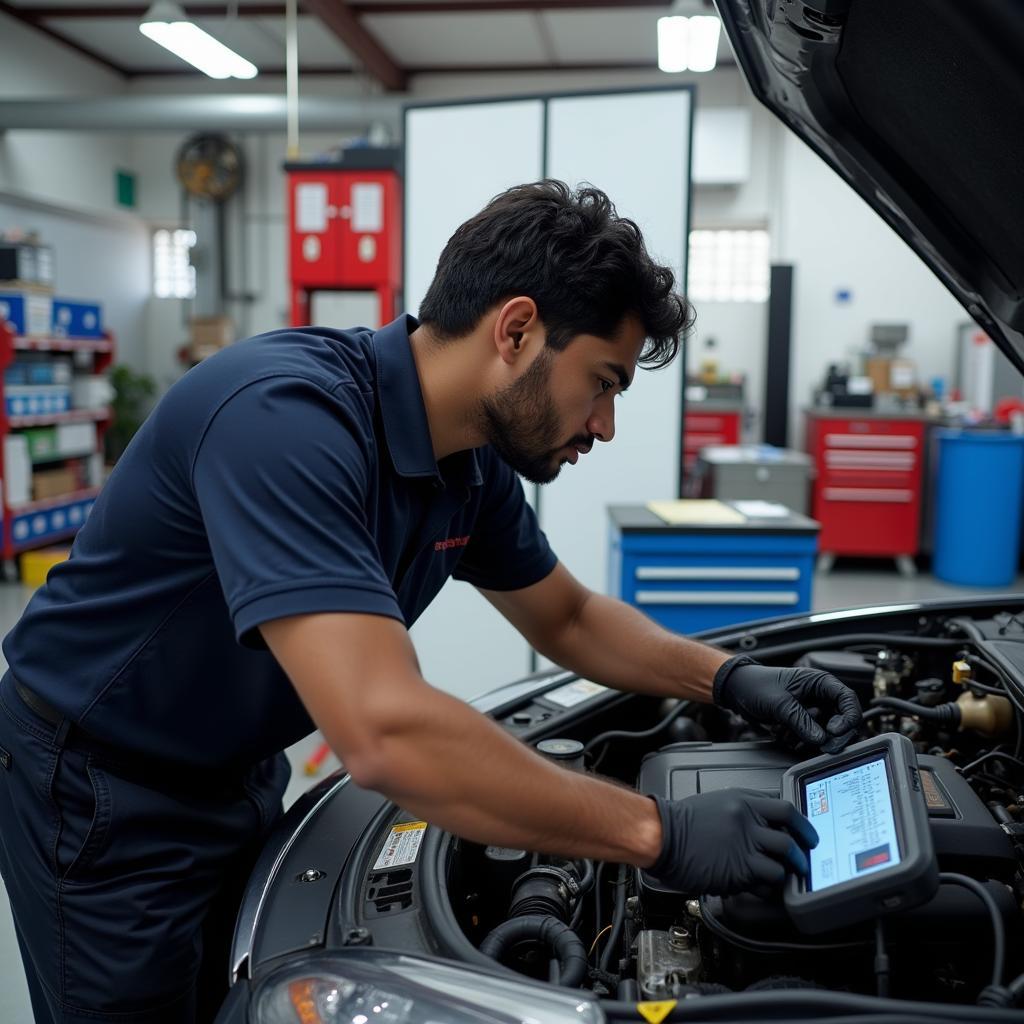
[0,284,115,566]
[13,336,113,354]
[7,407,112,428]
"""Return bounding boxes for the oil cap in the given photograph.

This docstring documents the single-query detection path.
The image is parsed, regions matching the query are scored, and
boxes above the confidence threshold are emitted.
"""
[536,738,585,771]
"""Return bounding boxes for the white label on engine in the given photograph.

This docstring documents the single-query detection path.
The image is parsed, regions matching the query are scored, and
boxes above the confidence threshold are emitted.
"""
[545,679,608,708]
[373,820,427,871]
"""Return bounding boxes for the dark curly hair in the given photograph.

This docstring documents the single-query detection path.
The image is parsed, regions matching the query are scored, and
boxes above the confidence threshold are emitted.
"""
[418,180,692,368]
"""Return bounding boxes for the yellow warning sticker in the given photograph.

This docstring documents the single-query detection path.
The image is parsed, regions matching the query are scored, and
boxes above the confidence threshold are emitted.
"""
[373,821,427,871]
[636,1000,677,1024]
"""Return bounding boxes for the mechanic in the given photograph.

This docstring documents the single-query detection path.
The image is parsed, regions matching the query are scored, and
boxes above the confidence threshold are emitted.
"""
[0,181,861,1023]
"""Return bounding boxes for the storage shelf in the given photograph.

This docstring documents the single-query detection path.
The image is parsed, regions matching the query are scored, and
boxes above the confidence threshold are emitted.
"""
[13,336,113,353]
[10,486,101,516]
[1,314,114,564]
[8,407,111,428]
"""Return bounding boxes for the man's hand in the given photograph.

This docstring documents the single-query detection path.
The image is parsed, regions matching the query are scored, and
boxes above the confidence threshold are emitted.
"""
[648,789,818,896]
[714,655,863,750]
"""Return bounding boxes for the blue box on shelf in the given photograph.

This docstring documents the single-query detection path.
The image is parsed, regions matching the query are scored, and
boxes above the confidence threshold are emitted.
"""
[0,290,53,337]
[52,298,103,338]
[10,493,97,549]
[5,385,72,417]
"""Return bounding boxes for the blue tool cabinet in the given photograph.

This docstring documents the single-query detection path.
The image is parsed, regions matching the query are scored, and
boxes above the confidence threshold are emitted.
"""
[608,504,820,635]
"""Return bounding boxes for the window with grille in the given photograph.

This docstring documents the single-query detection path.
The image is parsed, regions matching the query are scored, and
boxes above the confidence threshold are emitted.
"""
[687,228,770,302]
[153,228,197,298]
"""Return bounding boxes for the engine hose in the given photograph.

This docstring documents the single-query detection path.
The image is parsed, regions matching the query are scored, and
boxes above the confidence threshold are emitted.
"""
[869,696,961,726]
[480,914,589,988]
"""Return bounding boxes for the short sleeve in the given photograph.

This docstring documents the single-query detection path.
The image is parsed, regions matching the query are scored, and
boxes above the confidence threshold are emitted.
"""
[452,451,557,591]
[192,376,403,647]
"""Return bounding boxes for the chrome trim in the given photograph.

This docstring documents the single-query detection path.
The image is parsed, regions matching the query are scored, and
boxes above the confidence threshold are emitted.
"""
[636,566,799,582]
[636,589,799,606]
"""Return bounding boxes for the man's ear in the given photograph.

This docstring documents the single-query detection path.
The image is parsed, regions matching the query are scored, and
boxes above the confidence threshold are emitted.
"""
[493,297,540,365]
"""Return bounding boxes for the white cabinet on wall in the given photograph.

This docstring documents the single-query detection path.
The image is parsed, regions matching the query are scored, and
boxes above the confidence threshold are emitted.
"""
[404,88,694,701]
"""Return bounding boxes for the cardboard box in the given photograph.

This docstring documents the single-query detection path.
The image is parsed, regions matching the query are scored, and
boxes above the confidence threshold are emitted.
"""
[53,298,103,339]
[3,435,31,506]
[32,466,80,502]
[56,421,98,458]
[865,356,917,396]
[23,426,58,462]
[0,243,54,288]
[190,315,235,361]
[71,375,114,410]
[0,289,53,337]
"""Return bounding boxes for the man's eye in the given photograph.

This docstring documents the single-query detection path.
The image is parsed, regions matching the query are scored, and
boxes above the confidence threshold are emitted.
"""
[599,378,614,394]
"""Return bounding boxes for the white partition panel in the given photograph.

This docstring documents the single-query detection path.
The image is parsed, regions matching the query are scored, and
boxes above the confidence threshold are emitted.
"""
[404,100,546,314]
[404,99,545,698]
[403,89,692,696]
[542,89,692,601]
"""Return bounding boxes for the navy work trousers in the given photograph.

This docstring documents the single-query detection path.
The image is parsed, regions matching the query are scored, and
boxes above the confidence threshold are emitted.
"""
[0,670,289,1023]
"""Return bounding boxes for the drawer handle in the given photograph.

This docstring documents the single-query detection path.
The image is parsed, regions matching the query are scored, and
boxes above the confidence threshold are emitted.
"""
[636,590,800,606]
[823,487,913,503]
[635,566,800,582]
[824,433,917,450]
[824,452,916,469]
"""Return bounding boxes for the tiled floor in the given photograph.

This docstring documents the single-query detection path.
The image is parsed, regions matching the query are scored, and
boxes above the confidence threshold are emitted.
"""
[2,565,1023,1021]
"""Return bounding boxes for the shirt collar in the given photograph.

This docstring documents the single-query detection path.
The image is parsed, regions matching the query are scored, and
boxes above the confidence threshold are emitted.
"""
[373,314,483,488]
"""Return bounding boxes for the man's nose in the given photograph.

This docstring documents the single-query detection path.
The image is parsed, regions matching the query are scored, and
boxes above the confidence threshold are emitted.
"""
[587,401,615,443]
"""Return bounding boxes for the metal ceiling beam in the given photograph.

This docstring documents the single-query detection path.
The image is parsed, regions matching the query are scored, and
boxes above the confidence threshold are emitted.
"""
[5,0,667,18]
[0,94,402,131]
[301,0,406,91]
[124,59,660,76]
[0,0,128,76]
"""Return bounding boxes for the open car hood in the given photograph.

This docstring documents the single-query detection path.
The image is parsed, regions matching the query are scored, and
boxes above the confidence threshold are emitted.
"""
[714,0,1024,370]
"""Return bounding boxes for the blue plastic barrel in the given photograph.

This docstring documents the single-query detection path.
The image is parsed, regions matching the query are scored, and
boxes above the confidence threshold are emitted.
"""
[933,430,1024,586]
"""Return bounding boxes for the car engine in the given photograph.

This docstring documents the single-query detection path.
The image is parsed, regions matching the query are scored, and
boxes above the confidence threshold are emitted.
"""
[341,610,1024,1009]
[451,613,1023,1004]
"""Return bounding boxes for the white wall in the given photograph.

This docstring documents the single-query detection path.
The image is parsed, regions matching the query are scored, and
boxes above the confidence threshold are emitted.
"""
[0,13,150,368]
[777,133,966,446]
[0,12,133,218]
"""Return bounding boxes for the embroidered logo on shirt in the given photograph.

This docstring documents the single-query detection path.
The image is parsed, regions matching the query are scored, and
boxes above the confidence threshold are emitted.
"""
[434,535,471,552]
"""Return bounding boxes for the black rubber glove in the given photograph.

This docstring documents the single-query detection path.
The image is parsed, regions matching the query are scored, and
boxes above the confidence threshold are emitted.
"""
[648,789,818,896]
[713,655,863,751]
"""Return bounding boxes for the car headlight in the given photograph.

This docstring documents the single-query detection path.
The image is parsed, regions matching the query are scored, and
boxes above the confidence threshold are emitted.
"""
[253,947,603,1024]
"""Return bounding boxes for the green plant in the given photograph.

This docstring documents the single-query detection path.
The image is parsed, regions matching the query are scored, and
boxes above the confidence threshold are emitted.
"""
[105,364,156,463]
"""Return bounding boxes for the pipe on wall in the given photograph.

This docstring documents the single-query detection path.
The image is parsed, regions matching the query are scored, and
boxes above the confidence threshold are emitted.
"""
[0,95,402,133]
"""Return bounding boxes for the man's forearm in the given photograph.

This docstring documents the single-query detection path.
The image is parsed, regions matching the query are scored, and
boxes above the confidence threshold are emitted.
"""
[347,676,663,867]
[538,590,729,701]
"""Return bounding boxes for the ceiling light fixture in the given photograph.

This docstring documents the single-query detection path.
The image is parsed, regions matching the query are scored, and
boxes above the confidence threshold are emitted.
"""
[657,11,721,73]
[140,0,258,80]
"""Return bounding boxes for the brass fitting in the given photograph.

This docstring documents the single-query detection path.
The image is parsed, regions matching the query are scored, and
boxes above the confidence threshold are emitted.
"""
[957,691,1014,736]
[952,660,973,685]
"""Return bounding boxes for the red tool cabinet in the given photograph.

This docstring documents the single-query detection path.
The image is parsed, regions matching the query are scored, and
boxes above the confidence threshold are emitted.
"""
[807,411,929,566]
[286,154,401,329]
[683,403,742,477]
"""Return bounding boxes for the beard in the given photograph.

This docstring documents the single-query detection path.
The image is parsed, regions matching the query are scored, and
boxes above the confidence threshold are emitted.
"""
[478,348,591,485]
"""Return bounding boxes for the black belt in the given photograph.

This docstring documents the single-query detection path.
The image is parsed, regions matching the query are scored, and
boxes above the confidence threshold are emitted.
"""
[10,678,250,796]
[14,679,64,728]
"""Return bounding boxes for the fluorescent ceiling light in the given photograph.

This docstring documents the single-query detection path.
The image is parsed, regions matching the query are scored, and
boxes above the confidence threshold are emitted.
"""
[657,13,721,73]
[140,0,258,80]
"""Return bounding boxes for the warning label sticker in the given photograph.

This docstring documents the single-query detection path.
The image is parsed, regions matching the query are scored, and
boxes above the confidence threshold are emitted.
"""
[545,679,608,708]
[373,821,427,871]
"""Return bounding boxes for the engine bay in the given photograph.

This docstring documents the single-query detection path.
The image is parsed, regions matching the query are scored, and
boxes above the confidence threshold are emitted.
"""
[343,609,1024,1011]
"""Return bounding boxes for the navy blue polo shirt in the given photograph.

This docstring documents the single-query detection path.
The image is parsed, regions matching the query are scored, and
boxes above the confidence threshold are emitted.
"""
[2,315,556,771]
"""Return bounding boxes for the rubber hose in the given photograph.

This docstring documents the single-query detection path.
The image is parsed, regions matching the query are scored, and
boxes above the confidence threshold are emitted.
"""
[870,697,961,726]
[479,914,589,988]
